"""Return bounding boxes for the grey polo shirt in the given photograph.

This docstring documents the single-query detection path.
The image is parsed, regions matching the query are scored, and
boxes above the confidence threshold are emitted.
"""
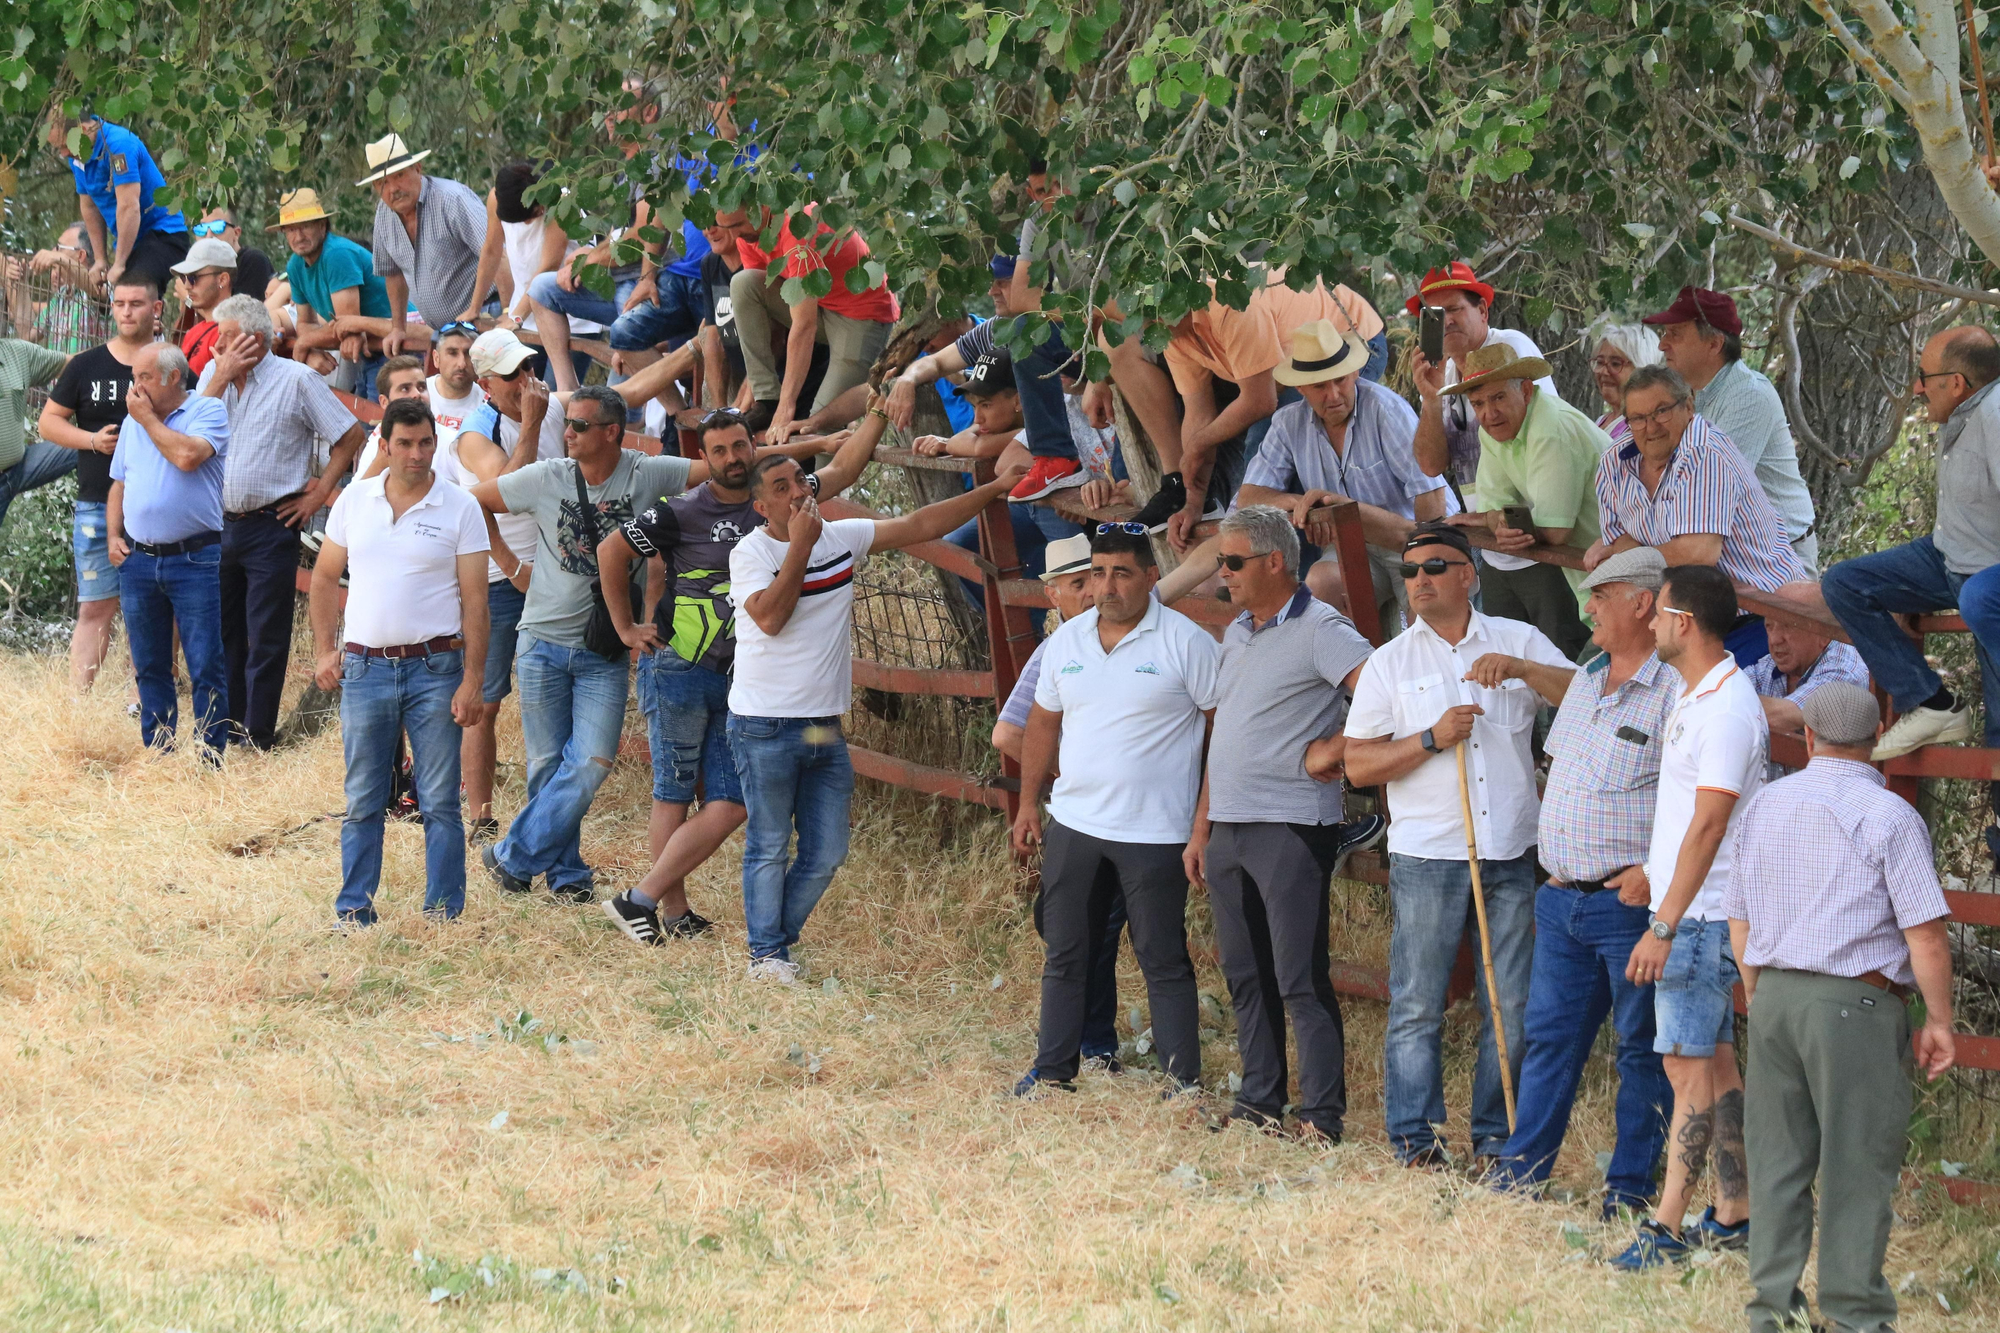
[1934,379,2000,575]
[371,174,490,329]
[1693,358,1816,547]
[1207,586,1374,826]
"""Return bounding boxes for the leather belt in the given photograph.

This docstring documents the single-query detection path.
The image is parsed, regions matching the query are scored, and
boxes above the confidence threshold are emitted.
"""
[134,531,221,557]
[1857,969,1913,1000]
[344,636,464,659]
[225,493,303,521]
[1554,868,1629,894]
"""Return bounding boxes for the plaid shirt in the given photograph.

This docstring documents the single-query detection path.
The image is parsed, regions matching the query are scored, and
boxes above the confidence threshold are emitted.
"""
[1538,651,1680,882]
[1594,413,1808,592]
[201,353,359,512]
[1745,639,1870,702]
[1722,757,1948,985]
[370,174,489,328]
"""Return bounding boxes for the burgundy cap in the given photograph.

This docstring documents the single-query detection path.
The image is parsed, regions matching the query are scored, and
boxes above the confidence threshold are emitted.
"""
[1642,285,1741,337]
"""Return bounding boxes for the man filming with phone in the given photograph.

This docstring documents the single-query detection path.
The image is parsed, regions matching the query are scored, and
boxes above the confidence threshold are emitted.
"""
[1407,263,1562,494]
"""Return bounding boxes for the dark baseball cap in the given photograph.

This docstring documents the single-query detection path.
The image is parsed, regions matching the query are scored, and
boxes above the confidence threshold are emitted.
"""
[1643,285,1742,337]
[960,350,1016,398]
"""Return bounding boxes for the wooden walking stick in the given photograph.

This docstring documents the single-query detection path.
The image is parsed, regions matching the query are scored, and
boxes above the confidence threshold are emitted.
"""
[1455,741,1517,1135]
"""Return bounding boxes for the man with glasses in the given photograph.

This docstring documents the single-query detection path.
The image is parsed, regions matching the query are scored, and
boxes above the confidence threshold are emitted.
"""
[1343,523,1571,1168]
[170,237,239,377]
[1823,325,2000,870]
[1590,364,1809,666]
[192,209,275,304]
[273,188,397,400]
[1184,506,1378,1142]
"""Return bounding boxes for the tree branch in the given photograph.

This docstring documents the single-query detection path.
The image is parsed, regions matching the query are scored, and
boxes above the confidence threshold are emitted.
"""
[1805,0,1914,105]
[1726,212,2000,306]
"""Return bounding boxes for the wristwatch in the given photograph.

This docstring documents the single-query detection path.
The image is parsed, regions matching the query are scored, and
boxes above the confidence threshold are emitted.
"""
[1420,727,1440,753]
[1649,917,1676,941]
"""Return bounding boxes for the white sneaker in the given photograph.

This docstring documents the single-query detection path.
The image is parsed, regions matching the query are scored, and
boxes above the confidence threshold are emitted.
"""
[746,957,802,985]
[1871,703,1976,760]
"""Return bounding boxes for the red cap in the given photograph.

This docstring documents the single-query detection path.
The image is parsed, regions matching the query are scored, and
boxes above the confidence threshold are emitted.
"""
[1642,285,1741,337]
[1404,261,1495,316]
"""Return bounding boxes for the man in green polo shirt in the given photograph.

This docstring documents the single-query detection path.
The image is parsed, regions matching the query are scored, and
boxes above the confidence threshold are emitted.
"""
[0,337,76,531]
[1445,342,1612,659]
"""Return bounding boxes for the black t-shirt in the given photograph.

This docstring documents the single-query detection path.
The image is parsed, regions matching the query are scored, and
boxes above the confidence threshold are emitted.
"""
[48,344,134,503]
[235,246,276,303]
[701,251,741,355]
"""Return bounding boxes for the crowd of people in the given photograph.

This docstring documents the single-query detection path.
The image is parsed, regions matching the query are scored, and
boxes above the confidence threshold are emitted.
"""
[0,102,1986,1332]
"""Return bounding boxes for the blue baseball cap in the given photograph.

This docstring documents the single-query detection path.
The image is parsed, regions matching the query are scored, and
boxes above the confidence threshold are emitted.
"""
[988,254,1017,279]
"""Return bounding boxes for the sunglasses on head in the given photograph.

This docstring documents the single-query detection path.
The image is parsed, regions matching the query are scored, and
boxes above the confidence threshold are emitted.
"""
[191,220,229,238]
[1095,522,1148,536]
[698,407,747,429]
[435,320,479,340]
[1399,557,1472,579]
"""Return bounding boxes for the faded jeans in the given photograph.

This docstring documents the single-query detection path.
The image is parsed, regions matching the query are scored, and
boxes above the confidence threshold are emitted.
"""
[336,649,467,921]
[728,713,854,961]
[491,637,630,897]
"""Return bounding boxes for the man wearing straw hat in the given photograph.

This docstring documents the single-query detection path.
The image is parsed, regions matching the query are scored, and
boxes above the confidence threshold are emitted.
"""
[1442,341,1612,660]
[358,133,489,356]
[1724,681,1957,1333]
[1238,319,1453,635]
[1406,261,1559,490]
[272,188,396,399]
[1344,523,1571,1168]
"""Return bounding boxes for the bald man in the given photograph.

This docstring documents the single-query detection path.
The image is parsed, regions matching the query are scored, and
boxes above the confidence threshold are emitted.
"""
[1823,325,2000,876]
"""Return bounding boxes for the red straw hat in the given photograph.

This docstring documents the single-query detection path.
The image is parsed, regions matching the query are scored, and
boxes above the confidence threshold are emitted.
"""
[1404,261,1496,316]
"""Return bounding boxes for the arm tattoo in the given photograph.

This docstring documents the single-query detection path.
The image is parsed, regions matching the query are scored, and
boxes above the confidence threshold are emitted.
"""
[1677,1107,1713,1183]
[1712,1089,1747,1203]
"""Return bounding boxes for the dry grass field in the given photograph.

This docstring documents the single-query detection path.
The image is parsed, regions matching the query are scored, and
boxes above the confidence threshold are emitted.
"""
[0,648,1995,1331]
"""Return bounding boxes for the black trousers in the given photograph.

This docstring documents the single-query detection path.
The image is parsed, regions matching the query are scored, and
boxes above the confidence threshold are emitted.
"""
[1206,822,1348,1134]
[122,229,192,297]
[220,508,301,748]
[1035,820,1199,1086]
[1032,859,1126,1059]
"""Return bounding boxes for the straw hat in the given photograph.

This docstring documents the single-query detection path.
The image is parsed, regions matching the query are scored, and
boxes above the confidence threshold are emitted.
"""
[269,188,333,230]
[1272,319,1371,387]
[1440,342,1553,396]
[355,133,431,186]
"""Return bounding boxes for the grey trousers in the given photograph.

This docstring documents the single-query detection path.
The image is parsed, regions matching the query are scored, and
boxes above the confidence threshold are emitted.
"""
[1035,820,1200,1086]
[730,266,893,412]
[1206,822,1347,1134]
[1478,558,1590,660]
[1746,969,1913,1333]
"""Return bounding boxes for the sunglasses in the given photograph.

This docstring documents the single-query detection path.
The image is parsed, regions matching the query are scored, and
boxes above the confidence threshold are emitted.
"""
[1218,552,1271,571]
[698,407,747,429]
[435,319,480,340]
[1095,522,1148,536]
[1398,557,1472,579]
[563,416,617,433]
[191,220,230,238]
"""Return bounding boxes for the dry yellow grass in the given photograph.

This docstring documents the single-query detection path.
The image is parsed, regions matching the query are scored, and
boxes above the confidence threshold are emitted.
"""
[0,645,1994,1331]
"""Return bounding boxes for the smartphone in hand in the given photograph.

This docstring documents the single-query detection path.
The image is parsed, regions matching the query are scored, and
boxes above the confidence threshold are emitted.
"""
[1503,505,1535,535]
[1420,306,1446,365]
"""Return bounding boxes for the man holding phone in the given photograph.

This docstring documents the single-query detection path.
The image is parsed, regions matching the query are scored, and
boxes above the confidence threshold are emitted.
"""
[1407,263,1561,493]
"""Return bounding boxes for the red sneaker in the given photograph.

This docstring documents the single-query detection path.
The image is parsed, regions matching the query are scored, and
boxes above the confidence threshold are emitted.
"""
[1009,456,1087,501]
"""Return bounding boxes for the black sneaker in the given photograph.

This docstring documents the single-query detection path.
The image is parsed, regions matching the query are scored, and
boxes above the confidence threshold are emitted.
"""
[659,909,715,938]
[602,893,664,947]
[548,880,595,905]
[481,844,532,894]
[1330,814,1387,877]
[1130,472,1187,533]
[467,817,501,846]
[1013,1068,1077,1097]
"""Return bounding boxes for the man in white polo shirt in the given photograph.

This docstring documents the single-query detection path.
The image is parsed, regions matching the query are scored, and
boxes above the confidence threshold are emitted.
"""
[1344,523,1572,1167]
[729,453,1025,982]
[309,398,490,927]
[1011,525,1221,1096]
[1612,563,1766,1270]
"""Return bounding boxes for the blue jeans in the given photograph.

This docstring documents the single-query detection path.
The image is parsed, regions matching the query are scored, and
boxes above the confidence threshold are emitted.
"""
[728,714,854,961]
[1491,884,1671,1211]
[481,578,527,703]
[492,637,630,895]
[1823,534,2000,739]
[0,440,79,532]
[641,651,743,805]
[336,649,467,922]
[527,270,640,331]
[1361,330,1390,384]
[1384,851,1537,1160]
[1008,318,1079,461]
[609,270,707,351]
[119,541,228,756]
[1239,384,1302,469]
[351,351,386,402]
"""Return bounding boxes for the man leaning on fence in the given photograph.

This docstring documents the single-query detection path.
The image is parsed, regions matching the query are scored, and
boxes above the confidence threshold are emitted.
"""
[106,342,230,758]
[1725,681,1957,1333]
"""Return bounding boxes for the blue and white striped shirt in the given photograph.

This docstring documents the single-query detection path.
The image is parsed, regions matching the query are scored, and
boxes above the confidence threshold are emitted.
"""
[1594,413,1808,592]
[1242,381,1455,519]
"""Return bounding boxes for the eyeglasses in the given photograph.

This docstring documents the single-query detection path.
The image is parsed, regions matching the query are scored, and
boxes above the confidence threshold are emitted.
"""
[1589,356,1631,372]
[1398,557,1472,579]
[1655,604,1692,620]
[435,320,480,340]
[1095,522,1149,536]
[191,220,230,238]
[1624,400,1689,432]
[563,416,617,433]
[1916,369,1962,385]
[1218,552,1271,571]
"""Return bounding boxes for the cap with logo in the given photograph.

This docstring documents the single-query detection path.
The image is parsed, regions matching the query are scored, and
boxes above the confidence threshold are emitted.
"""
[470,328,537,378]
[169,237,238,275]
[959,350,1016,398]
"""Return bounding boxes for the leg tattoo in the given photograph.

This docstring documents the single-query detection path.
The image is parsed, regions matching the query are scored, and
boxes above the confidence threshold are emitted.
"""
[1712,1088,1747,1204]
[1676,1106,1713,1186]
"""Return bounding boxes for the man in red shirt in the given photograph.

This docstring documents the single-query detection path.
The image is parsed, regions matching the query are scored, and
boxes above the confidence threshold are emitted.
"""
[716,205,898,445]
[171,236,239,375]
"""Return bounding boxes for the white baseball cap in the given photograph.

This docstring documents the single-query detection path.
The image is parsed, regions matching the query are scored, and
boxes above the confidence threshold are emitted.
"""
[470,328,536,378]
[170,237,238,275]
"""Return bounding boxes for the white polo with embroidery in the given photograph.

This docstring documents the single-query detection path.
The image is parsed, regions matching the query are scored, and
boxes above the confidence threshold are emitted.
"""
[1032,597,1221,844]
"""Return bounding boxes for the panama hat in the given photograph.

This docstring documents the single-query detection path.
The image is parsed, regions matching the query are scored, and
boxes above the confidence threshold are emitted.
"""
[1039,534,1094,581]
[355,133,432,186]
[1272,319,1371,387]
[269,187,334,230]
[1440,342,1553,396]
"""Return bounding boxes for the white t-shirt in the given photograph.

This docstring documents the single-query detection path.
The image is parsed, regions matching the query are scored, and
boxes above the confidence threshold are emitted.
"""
[1449,326,1560,569]
[456,399,567,583]
[428,376,485,434]
[1032,599,1221,844]
[1344,609,1571,860]
[325,473,490,648]
[1646,657,1769,922]
[729,517,878,718]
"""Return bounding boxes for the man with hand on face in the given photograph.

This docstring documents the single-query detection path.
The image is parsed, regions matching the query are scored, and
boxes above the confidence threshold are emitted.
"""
[1408,262,1560,490]
[1479,547,1677,1219]
[731,453,1026,981]
[1343,523,1571,1168]
[200,293,366,750]
[311,398,490,928]
[597,406,889,948]
[1186,506,1378,1142]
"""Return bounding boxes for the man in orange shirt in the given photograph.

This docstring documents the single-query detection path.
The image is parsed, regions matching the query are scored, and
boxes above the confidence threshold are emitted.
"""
[716,206,900,445]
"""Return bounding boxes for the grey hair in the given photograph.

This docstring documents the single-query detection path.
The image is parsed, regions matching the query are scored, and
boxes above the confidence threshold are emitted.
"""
[1219,504,1300,576]
[1624,363,1691,406]
[150,343,190,385]
[571,384,627,426]
[1586,317,1661,371]
[212,293,274,344]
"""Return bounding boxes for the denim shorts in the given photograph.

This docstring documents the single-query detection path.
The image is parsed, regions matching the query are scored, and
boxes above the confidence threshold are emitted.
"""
[640,650,743,806]
[483,579,528,703]
[1652,914,1740,1057]
[72,500,118,603]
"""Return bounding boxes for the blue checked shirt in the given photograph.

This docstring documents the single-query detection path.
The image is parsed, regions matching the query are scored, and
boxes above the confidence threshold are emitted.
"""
[1537,651,1680,882]
[1745,639,1870,703]
[1723,758,1947,985]
[1242,381,1455,519]
[198,352,359,512]
[1594,413,1808,592]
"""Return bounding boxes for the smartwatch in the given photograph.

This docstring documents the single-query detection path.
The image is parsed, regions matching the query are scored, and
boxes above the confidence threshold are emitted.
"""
[1649,917,1676,941]
[1420,727,1440,753]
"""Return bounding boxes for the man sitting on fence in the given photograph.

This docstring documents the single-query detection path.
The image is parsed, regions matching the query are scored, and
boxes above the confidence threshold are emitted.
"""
[275,187,397,399]
[171,237,238,377]
[49,107,190,298]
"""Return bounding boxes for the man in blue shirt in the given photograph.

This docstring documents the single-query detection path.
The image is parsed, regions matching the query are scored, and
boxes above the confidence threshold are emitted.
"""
[47,109,190,298]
